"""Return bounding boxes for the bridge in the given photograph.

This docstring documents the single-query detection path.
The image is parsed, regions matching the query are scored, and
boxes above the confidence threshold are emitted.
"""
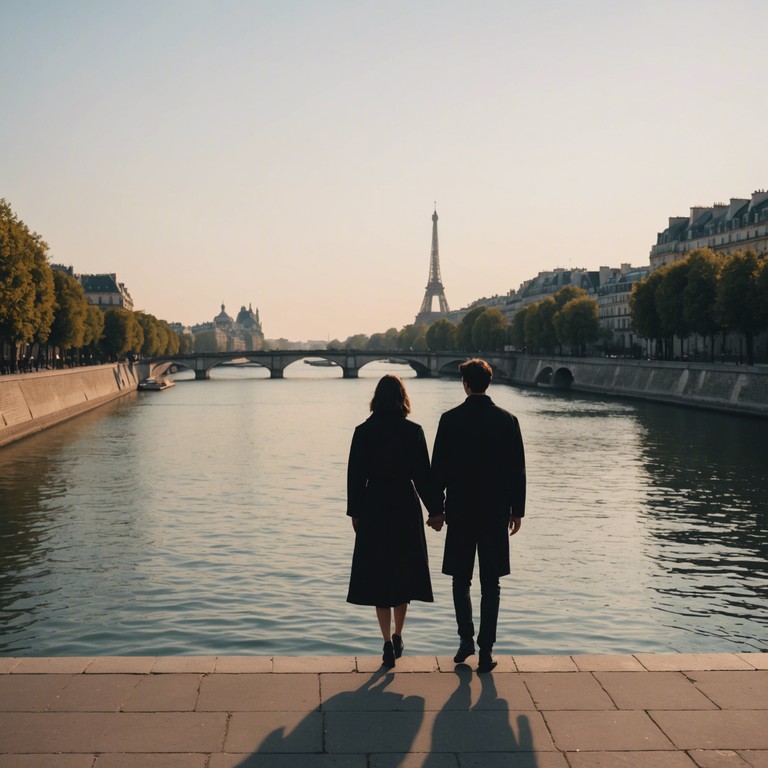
[142,350,513,381]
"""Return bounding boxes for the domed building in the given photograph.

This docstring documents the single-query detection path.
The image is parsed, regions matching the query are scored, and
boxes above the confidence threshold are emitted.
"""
[192,302,265,352]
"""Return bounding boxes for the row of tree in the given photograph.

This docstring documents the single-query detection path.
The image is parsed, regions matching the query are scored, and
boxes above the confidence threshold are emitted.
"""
[329,293,602,357]
[630,248,768,364]
[1,199,188,373]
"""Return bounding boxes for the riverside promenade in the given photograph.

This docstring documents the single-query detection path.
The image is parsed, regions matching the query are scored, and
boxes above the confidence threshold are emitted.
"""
[1,653,767,767]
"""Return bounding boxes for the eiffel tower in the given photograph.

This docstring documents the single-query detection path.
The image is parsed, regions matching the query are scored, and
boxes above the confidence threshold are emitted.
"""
[415,207,450,325]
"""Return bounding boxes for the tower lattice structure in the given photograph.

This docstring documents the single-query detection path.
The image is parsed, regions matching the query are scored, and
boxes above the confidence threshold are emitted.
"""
[416,208,450,324]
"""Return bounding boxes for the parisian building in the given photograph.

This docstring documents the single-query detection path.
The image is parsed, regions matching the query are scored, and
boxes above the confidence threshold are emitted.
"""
[596,264,649,354]
[192,303,264,352]
[650,189,768,271]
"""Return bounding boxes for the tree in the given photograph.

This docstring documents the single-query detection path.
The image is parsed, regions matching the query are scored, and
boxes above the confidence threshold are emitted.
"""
[136,312,161,357]
[367,332,387,351]
[716,250,764,365]
[630,269,664,357]
[397,324,427,351]
[345,333,369,350]
[554,297,601,356]
[0,199,55,371]
[83,304,105,361]
[471,308,507,351]
[523,298,558,353]
[50,270,88,364]
[508,306,530,350]
[683,249,722,361]
[426,318,456,350]
[455,306,487,350]
[656,259,691,358]
[553,286,587,310]
[101,308,143,360]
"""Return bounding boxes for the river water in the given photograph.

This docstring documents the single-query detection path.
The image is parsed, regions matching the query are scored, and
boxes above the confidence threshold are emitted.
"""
[0,361,765,657]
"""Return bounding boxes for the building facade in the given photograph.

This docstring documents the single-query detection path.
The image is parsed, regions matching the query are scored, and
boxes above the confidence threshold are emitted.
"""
[650,189,768,271]
[79,273,134,311]
[596,264,649,354]
[192,303,264,352]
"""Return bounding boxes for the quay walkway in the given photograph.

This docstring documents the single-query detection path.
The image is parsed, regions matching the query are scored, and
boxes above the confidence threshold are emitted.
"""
[0,653,766,767]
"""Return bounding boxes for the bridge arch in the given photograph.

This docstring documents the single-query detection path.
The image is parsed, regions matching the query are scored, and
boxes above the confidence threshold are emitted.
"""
[553,367,574,388]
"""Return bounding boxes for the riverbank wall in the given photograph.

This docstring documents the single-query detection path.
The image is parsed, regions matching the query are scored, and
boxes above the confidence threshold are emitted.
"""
[509,356,768,417]
[0,363,139,447]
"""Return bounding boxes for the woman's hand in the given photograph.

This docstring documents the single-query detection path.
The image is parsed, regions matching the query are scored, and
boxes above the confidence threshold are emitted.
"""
[426,514,445,532]
[351,517,358,533]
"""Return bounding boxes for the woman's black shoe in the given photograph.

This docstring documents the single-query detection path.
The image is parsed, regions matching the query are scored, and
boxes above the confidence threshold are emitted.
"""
[392,634,404,658]
[382,640,396,668]
[453,639,476,663]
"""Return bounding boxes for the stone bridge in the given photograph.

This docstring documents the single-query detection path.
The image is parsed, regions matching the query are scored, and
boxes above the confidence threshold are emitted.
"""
[143,350,513,381]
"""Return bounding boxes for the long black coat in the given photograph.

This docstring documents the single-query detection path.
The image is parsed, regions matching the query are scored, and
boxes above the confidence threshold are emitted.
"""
[431,394,526,580]
[346,412,443,607]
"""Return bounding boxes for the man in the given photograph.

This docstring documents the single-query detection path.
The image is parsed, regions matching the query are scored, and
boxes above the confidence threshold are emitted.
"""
[431,358,526,673]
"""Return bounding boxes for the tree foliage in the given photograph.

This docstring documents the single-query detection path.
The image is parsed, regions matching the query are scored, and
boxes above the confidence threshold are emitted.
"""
[553,297,601,355]
[425,318,456,350]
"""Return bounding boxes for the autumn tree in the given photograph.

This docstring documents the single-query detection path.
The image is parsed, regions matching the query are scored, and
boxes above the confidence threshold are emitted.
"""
[49,270,88,365]
[101,308,143,361]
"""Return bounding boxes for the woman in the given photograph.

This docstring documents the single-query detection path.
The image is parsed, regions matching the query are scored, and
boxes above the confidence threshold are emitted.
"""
[346,374,444,667]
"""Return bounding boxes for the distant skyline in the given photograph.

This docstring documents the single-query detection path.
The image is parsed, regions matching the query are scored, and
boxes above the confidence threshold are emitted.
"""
[2,1,767,340]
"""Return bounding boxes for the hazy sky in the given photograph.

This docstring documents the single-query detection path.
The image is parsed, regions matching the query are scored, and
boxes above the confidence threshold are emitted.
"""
[2,1,766,341]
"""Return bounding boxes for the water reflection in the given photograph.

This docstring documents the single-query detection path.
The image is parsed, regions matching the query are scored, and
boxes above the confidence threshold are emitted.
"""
[633,404,767,650]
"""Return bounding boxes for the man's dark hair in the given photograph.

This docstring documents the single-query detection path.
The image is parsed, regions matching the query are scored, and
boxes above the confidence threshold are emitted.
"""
[370,374,411,416]
[460,358,493,393]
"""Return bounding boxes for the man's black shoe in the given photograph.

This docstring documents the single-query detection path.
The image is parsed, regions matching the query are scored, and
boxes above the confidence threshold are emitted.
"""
[478,650,497,673]
[453,639,476,663]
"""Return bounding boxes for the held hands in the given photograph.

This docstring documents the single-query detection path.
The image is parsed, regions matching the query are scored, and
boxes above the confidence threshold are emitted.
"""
[509,515,522,536]
[426,514,445,532]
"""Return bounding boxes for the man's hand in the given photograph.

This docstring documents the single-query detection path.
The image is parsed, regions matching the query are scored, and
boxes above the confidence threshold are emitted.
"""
[427,514,445,532]
[351,517,358,533]
[509,515,522,536]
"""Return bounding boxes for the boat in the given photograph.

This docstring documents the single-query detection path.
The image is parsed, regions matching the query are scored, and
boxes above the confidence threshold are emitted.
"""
[138,376,176,391]
[304,359,338,367]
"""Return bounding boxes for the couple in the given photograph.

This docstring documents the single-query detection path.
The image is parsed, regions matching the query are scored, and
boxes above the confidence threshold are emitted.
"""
[346,358,527,673]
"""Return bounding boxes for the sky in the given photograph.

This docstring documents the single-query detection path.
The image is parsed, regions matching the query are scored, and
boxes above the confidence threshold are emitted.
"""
[2,0,767,341]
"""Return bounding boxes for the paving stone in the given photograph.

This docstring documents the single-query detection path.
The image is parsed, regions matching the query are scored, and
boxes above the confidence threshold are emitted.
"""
[273,656,356,673]
[513,655,579,672]
[543,710,674,751]
[122,673,202,711]
[224,710,322,753]
[0,658,19,674]
[572,654,646,672]
[212,756,364,768]
[688,749,755,767]
[686,672,768,709]
[356,655,439,673]
[735,654,768,670]
[738,751,768,767]
[372,754,459,768]
[93,754,208,767]
[595,671,718,710]
[214,656,273,673]
[521,672,616,710]
[11,658,94,674]
[85,657,156,674]
[0,712,228,752]
[635,654,752,672]
[48,675,140,712]
[325,710,554,753]
[460,754,568,767]
[565,752,697,767]
[0,756,95,768]
[198,673,319,711]
[650,711,768,750]
[0,674,74,711]
[151,657,217,674]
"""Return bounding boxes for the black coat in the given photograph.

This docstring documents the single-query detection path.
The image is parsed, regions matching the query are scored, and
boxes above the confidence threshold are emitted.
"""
[431,395,526,579]
[346,412,442,607]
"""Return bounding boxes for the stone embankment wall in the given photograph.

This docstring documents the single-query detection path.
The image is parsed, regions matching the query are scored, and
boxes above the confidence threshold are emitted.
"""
[509,356,768,417]
[0,364,138,447]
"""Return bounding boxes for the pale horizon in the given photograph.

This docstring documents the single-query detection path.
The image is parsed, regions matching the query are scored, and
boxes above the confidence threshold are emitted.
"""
[2,1,766,340]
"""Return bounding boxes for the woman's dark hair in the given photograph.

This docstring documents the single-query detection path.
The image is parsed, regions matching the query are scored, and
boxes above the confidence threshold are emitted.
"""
[460,358,493,393]
[370,374,411,417]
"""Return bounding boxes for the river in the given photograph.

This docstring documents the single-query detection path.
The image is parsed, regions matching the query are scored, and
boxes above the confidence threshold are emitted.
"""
[0,361,765,657]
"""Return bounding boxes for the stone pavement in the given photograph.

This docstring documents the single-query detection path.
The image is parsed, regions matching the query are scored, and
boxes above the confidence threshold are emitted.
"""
[0,653,767,767]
